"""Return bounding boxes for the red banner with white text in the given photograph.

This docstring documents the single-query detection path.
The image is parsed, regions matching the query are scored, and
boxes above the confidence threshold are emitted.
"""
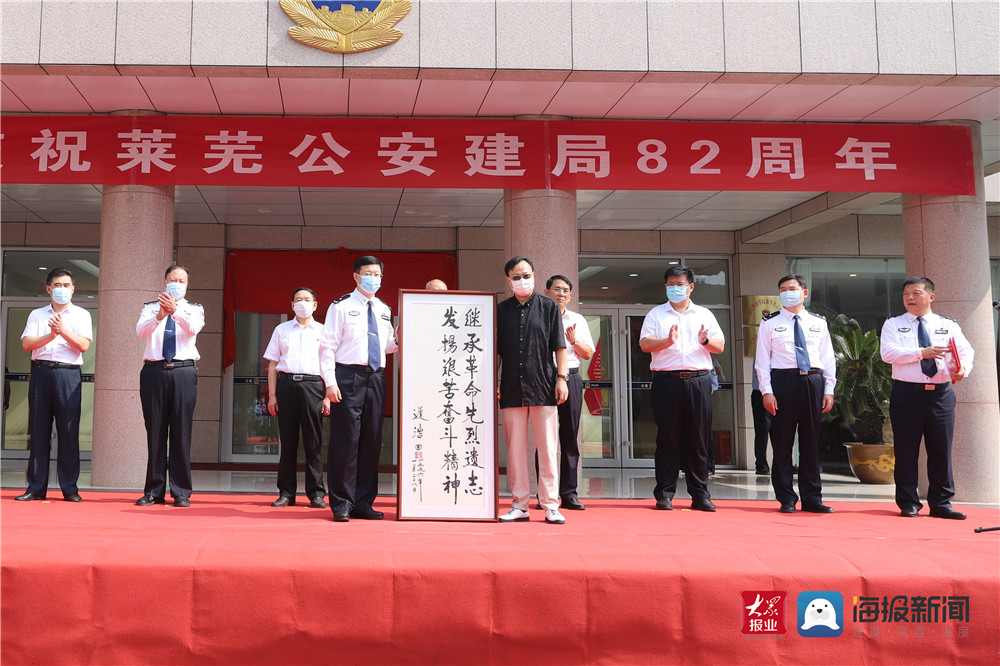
[0,116,975,194]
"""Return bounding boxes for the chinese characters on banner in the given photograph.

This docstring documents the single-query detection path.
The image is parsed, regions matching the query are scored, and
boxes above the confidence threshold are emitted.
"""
[0,116,975,195]
[397,290,497,521]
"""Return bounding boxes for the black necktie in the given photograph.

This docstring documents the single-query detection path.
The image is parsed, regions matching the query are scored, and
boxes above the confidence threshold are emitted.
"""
[367,301,380,371]
[793,315,811,373]
[163,314,176,361]
[916,317,937,378]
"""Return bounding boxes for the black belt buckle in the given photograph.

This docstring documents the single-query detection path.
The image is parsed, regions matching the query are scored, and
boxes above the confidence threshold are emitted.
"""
[678,372,692,379]
[163,361,177,370]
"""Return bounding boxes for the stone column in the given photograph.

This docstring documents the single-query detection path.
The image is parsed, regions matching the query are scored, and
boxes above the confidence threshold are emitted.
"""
[901,120,999,504]
[90,183,175,489]
[503,188,579,288]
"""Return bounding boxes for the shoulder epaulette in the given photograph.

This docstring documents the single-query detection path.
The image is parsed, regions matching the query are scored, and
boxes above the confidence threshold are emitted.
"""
[891,312,906,319]
[187,302,203,307]
[941,315,957,322]
[333,294,351,304]
[762,311,781,321]
[144,300,157,306]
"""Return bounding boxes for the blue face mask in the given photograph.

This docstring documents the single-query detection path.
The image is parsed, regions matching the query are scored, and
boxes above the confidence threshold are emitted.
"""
[780,289,803,307]
[165,282,187,300]
[51,287,72,305]
[666,285,689,304]
[359,275,381,294]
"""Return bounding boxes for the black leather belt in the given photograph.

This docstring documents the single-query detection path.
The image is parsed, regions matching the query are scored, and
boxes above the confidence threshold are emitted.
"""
[567,367,580,375]
[652,369,709,379]
[278,372,323,382]
[32,360,81,370]
[144,360,196,369]
[895,380,950,392]
[772,368,823,375]
[337,363,384,374]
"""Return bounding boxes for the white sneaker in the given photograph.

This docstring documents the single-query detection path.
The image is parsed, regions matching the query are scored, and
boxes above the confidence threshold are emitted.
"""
[544,508,566,524]
[499,507,529,522]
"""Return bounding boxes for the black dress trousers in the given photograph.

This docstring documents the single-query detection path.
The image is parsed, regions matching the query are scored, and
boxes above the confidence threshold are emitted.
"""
[556,371,585,499]
[275,376,326,499]
[751,389,771,469]
[139,364,197,500]
[650,373,713,501]
[768,370,823,505]
[327,364,387,513]
[890,382,956,512]
[26,364,82,496]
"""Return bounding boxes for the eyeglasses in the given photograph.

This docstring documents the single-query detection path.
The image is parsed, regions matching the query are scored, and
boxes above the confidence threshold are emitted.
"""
[549,287,571,295]
[509,273,533,282]
[357,271,382,278]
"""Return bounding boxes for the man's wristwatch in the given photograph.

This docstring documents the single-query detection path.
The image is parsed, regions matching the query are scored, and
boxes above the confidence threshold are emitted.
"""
[700,338,709,346]
[557,374,568,380]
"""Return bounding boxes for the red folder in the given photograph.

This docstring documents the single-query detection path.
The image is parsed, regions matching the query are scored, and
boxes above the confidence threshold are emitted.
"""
[947,337,961,382]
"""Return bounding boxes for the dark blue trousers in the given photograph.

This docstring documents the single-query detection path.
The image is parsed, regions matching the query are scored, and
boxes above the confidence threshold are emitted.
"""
[327,364,386,513]
[139,364,197,500]
[26,364,82,496]
[890,382,956,512]
[768,371,824,505]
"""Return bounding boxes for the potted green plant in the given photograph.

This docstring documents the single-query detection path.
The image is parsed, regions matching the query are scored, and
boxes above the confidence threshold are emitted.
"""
[826,314,895,483]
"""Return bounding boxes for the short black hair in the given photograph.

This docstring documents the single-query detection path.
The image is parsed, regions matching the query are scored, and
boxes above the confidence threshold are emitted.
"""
[778,274,807,290]
[46,268,73,285]
[353,255,383,273]
[546,275,573,291]
[504,256,534,276]
[164,264,189,280]
[291,287,317,301]
[903,276,935,293]
[664,265,694,284]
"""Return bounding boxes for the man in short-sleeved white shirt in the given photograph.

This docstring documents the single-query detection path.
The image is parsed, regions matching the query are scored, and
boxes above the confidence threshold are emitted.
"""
[639,265,725,512]
[544,275,595,510]
[17,268,93,502]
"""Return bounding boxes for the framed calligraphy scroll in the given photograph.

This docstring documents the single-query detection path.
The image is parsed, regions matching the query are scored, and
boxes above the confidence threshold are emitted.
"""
[397,290,498,521]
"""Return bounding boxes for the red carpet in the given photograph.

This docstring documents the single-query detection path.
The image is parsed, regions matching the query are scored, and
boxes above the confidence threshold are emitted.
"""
[2,491,997,665]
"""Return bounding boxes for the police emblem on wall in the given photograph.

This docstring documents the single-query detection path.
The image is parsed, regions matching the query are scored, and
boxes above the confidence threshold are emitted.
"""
[280,1,411,54]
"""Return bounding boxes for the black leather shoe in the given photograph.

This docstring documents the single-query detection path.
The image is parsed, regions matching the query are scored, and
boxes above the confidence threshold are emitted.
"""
[779,502,797,513]
[309,495,327,509]
[655,499,673,510]
[14,492,46,501]
[350,507,384,520]
[900,507,920,517]
[332,511,350,522]
[173,497,191,507]
[691,498,716,512]
[755,466,770,475]
[271,495,294,507]
[929,506,967,520]
[802,502,834,514]
[535,502,544,510]
[63,493,82,502]
[135,495,165,506]
[561,497,586,511]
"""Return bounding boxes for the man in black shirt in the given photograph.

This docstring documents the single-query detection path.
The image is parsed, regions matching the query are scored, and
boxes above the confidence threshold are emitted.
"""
[496,256,569,524]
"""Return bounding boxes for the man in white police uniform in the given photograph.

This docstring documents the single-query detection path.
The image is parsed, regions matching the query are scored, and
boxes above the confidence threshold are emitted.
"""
[136,264,205,507]
[880,276,974,520]
[17,268,93,502]
[543,274,595,510]
[321,256,397,522]
[755,274,835,514]
[639,265,725,512]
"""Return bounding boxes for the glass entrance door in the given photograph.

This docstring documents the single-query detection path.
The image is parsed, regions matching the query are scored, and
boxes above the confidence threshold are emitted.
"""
[2,302,97,459]
[578,305,736,471]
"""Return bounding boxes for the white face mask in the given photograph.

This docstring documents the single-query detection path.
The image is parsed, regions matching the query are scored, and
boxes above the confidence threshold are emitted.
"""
[165,282,187,300]
[511,277,534,297]
[51,287,73,305]
[293,301,314,319]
